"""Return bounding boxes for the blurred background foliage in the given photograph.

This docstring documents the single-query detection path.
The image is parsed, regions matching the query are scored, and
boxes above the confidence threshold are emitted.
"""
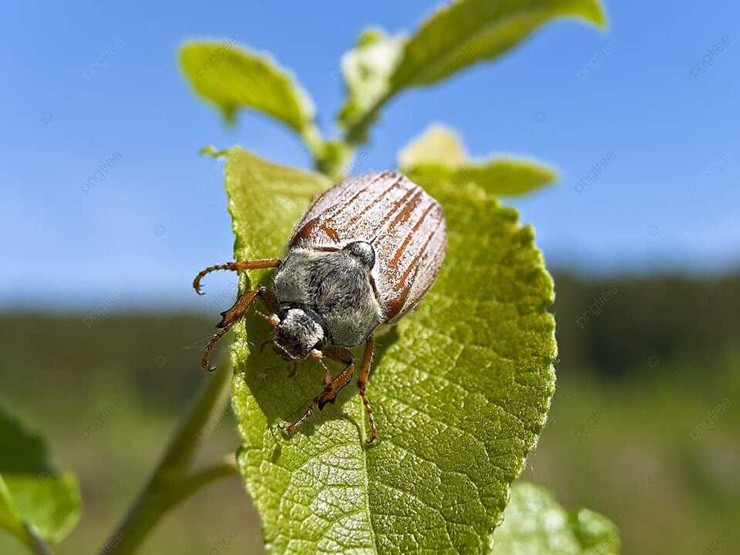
[0,271,737,554]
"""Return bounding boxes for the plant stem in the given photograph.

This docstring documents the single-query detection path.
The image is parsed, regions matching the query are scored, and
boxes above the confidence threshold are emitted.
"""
[300,123,326,164]
[343,91,391,147]
[99,366,233,555]
[23,525,52,555]
[167,459,239,511]
[315,145,355,182]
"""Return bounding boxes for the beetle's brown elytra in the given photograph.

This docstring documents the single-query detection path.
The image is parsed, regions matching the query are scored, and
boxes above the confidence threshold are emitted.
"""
[194,171,447,442]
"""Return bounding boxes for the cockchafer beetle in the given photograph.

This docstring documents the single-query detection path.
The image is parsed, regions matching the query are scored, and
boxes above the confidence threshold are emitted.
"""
[194,171,447,442]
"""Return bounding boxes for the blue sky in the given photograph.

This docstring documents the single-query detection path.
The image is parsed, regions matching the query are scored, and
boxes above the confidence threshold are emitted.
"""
[1,1,738,310]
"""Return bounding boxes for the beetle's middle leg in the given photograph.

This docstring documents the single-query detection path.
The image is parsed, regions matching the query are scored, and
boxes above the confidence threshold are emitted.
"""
[283,346,355,436]
[357,336,378,443]
[201,287,279,372]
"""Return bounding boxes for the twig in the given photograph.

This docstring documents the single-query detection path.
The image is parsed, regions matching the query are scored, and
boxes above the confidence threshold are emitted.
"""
[99,365,233,555]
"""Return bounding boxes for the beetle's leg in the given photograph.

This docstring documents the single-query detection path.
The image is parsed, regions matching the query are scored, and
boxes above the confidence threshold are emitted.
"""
[254,288,280,329]
[251,287,280,314]
[310,349,332,387]
[313,346,356,409]
[357,336,378,443]
[283,346,355,436]
[193,258,281,295]
[201,287,278,372]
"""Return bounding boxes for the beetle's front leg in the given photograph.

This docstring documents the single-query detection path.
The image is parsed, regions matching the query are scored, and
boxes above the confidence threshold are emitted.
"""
[310,349,332,387]
[282,346,355,437]
[201,287,279,372]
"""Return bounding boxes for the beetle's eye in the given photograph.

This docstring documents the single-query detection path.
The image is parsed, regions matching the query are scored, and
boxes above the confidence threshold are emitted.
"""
[343,241,375,269]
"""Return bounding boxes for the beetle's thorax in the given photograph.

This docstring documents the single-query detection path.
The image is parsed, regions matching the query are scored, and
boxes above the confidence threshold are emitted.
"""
[272,244,383,348]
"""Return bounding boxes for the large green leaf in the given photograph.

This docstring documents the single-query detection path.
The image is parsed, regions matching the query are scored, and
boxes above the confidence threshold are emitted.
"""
[180,40,317,134]
[222,149,556,552]
[344,0,606,141]
[492,482,620,554]
[400,125,557,197]
[0,404,81,548]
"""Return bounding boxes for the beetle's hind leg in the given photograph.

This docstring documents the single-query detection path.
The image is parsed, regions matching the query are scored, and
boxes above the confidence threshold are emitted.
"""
[357,337,378,443]
[282,346,355,437]
[193,258,281,295]
[201,287,279,372]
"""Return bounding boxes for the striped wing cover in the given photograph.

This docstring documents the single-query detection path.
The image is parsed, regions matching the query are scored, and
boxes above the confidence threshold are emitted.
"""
[290,171,447,322]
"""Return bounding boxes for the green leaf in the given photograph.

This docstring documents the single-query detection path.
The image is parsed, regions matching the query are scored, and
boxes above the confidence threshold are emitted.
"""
[223,148,331,261]
[179,40,317,136]
[492,482,620,554]
[408,159,557,197]
[224,149,556,552]
[337,28,407,139]
[0,476,26,541]
[0,408,51,475]
[398,124,468,169]
[400,125,557,197]
[2,475,81,544]
[0,404,81,548]
[343,0,606,142]
[391,0,606,89]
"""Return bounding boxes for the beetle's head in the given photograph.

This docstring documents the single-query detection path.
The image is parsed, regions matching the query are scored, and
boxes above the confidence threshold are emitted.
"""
[272,307,325,361]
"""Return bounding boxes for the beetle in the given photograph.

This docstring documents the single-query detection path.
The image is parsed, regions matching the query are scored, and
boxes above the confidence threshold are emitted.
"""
[193,171,447,442]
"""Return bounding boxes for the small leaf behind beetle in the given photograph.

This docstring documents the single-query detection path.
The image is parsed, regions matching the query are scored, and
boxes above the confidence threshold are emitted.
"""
[398,124,468,169]
[492,481,620,554]
[225,149,556,553]
[400,124,558,197]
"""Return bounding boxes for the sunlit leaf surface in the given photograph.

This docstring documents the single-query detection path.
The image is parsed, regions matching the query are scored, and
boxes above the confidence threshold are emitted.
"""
[219,149,556,552]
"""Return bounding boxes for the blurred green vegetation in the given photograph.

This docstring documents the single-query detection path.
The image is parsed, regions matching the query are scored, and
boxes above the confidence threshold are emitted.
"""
[0,272,738,554]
